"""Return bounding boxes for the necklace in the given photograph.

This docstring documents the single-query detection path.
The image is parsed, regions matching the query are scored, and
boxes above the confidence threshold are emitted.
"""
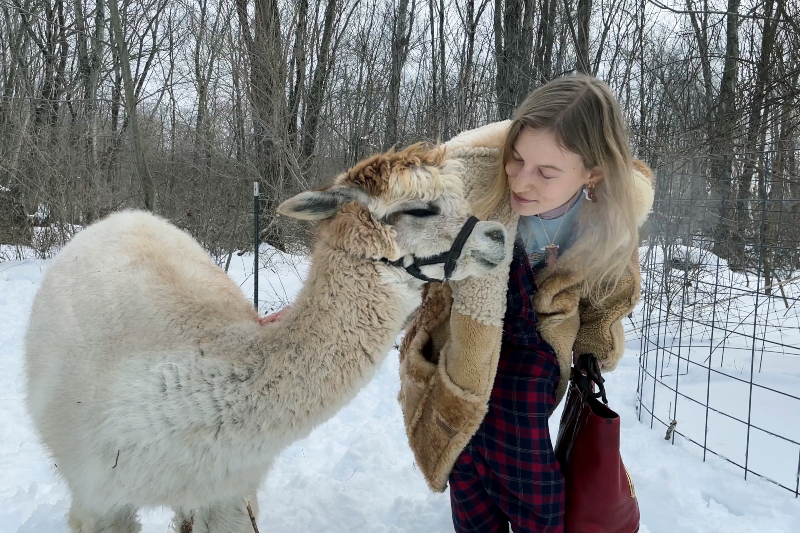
[536,213,567,267]
[522,188,583,267]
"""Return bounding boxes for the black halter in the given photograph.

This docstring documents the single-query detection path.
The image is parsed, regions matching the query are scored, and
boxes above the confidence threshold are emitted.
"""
[381,216,481,283]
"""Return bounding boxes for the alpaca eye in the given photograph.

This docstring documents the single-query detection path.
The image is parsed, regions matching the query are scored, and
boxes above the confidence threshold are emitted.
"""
[403,209,438,218]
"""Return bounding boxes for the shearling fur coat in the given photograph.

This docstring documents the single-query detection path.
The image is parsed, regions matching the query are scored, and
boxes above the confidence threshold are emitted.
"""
[397,121,655,492]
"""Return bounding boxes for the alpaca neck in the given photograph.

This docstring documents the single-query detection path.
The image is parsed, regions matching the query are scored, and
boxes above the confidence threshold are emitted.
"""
[254,241,420,438]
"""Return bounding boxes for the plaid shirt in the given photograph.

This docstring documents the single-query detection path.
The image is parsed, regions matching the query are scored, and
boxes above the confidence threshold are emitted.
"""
[449,241,565,533]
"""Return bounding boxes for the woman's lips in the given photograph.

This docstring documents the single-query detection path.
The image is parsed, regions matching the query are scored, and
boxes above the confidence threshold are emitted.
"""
[511,191,537,203]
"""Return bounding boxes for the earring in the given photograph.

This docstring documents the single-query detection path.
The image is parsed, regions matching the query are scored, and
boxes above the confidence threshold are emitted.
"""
[584,184,598,203]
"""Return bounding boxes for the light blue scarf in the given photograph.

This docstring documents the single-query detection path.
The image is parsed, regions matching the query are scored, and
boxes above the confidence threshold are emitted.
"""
[518,192,584,270]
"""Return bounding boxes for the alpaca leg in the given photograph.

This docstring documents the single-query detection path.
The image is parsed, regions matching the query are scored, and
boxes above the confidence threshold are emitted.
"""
[68,503,141,533]
[171,508,196,533]
[172,495,259,533]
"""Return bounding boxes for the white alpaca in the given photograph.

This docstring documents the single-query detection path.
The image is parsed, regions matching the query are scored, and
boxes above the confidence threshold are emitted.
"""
[24,145,509,533]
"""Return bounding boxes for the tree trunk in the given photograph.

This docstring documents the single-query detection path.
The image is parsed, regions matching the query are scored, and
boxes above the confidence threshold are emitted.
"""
[576,0,592,73]
[591,0,620,77]
[0,3,32,184]
[384,0,415,149]
[777,53,799,269]
[108,0,156,212]
[535,0,557,82]
[229,28,247,164]
[457,0,489,130]
[494,0,535,119]
[438,0,448,137]
[193,0,222,168]
[428,0,438,136]
[710,0,740,264]
[72,0,104,220]
[236,0,287,249]
[287,0,308,149]
[88,0,105,168]
[686,0,713,114]
[736,0,777,265]
[301,0,337,165]
[19,0,63,131]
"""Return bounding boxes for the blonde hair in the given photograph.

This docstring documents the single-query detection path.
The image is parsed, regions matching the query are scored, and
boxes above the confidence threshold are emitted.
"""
[475,75,638,302]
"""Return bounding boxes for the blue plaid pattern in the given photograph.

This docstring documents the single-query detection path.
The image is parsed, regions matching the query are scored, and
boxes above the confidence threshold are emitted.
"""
[449,241,565,533]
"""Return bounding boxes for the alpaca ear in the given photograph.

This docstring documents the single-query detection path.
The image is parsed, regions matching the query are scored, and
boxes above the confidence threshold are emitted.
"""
[277,187,366,220]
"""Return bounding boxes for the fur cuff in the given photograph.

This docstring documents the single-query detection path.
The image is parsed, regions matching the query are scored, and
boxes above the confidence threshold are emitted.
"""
[573,274,640,371]
[447,145,518,327]
[406,359,489,492]
[398,310,504,492]
[398,328,437,428]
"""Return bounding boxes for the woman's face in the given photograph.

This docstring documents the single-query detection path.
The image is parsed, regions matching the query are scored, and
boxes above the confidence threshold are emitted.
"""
[505,127,598,216]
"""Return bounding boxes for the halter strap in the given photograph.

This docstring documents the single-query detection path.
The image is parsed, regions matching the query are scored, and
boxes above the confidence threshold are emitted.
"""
[381,216,481,283]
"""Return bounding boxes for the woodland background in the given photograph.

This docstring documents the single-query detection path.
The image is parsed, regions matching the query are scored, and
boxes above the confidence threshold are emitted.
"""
[0,0,798,285]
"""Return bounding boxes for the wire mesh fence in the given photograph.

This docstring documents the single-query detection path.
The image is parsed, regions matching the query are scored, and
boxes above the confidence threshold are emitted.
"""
[636,156,800,496]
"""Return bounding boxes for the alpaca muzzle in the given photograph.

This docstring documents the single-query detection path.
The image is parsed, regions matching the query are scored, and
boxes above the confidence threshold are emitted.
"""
[381,216,481,283]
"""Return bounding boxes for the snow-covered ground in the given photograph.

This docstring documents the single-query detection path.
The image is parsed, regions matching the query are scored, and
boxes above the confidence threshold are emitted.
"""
[2,244,800,532]
[637,244,800,494]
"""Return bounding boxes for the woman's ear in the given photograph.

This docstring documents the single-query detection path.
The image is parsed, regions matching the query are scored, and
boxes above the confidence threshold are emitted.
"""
[587,165,604,186]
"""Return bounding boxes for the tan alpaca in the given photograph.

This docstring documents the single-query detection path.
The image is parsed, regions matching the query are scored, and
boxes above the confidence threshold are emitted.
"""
[24,145,509,533]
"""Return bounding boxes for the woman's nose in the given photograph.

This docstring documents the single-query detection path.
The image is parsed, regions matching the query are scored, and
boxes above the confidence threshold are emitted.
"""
[515,166,535,187]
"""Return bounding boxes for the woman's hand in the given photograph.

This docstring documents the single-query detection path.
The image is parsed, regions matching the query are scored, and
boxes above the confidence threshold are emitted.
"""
[258,306,292,325]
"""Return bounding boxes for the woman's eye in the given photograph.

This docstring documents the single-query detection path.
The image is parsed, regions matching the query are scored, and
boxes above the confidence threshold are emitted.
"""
[539,169,554,179]
[403,209,438,218]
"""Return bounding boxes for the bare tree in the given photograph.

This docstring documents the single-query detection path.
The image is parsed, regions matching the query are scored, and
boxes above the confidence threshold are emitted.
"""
[710,0,741,262]
[494,0,535,119]
[192,0,225,162]
[236,0,287,247]
[0,0,797,276]
[455,0,490,130]
[534,0,558,82]
[108,0,156,212]
[576,0,592,73]
[287,0,309,149]
[301,0,339,165]
[385,0,416,148]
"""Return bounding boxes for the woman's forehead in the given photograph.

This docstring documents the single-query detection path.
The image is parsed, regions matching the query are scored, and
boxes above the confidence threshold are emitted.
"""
[513,127,581,163]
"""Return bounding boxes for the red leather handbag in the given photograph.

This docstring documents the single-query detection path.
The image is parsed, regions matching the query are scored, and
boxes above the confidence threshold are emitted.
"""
[554,354,640,533]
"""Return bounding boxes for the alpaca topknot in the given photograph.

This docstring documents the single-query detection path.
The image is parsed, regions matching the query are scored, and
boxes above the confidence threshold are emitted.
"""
[336,142,447,201]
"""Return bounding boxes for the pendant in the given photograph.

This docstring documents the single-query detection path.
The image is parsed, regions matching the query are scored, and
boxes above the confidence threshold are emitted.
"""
[544,244,559,267]
[529,251,545,265]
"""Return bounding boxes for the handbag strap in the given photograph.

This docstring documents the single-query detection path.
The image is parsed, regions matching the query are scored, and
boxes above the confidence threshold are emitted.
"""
[573,353,608,405]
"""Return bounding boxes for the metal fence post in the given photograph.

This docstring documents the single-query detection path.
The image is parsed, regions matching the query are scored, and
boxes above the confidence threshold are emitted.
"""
[254,181,259,310]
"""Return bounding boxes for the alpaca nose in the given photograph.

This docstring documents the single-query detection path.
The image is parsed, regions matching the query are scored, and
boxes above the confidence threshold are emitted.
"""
[484,228,505,245]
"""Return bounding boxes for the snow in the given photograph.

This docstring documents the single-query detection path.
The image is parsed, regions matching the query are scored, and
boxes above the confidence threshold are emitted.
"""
[637,243,800,494]
[2,245,800,532]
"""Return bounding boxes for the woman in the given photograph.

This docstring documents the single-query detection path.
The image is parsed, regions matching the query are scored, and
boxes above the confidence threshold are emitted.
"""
[397,75,654,532]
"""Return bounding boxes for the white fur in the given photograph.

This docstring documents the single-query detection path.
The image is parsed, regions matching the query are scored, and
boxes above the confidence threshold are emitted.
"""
[25,206,504,532]
[443,120,511,152]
